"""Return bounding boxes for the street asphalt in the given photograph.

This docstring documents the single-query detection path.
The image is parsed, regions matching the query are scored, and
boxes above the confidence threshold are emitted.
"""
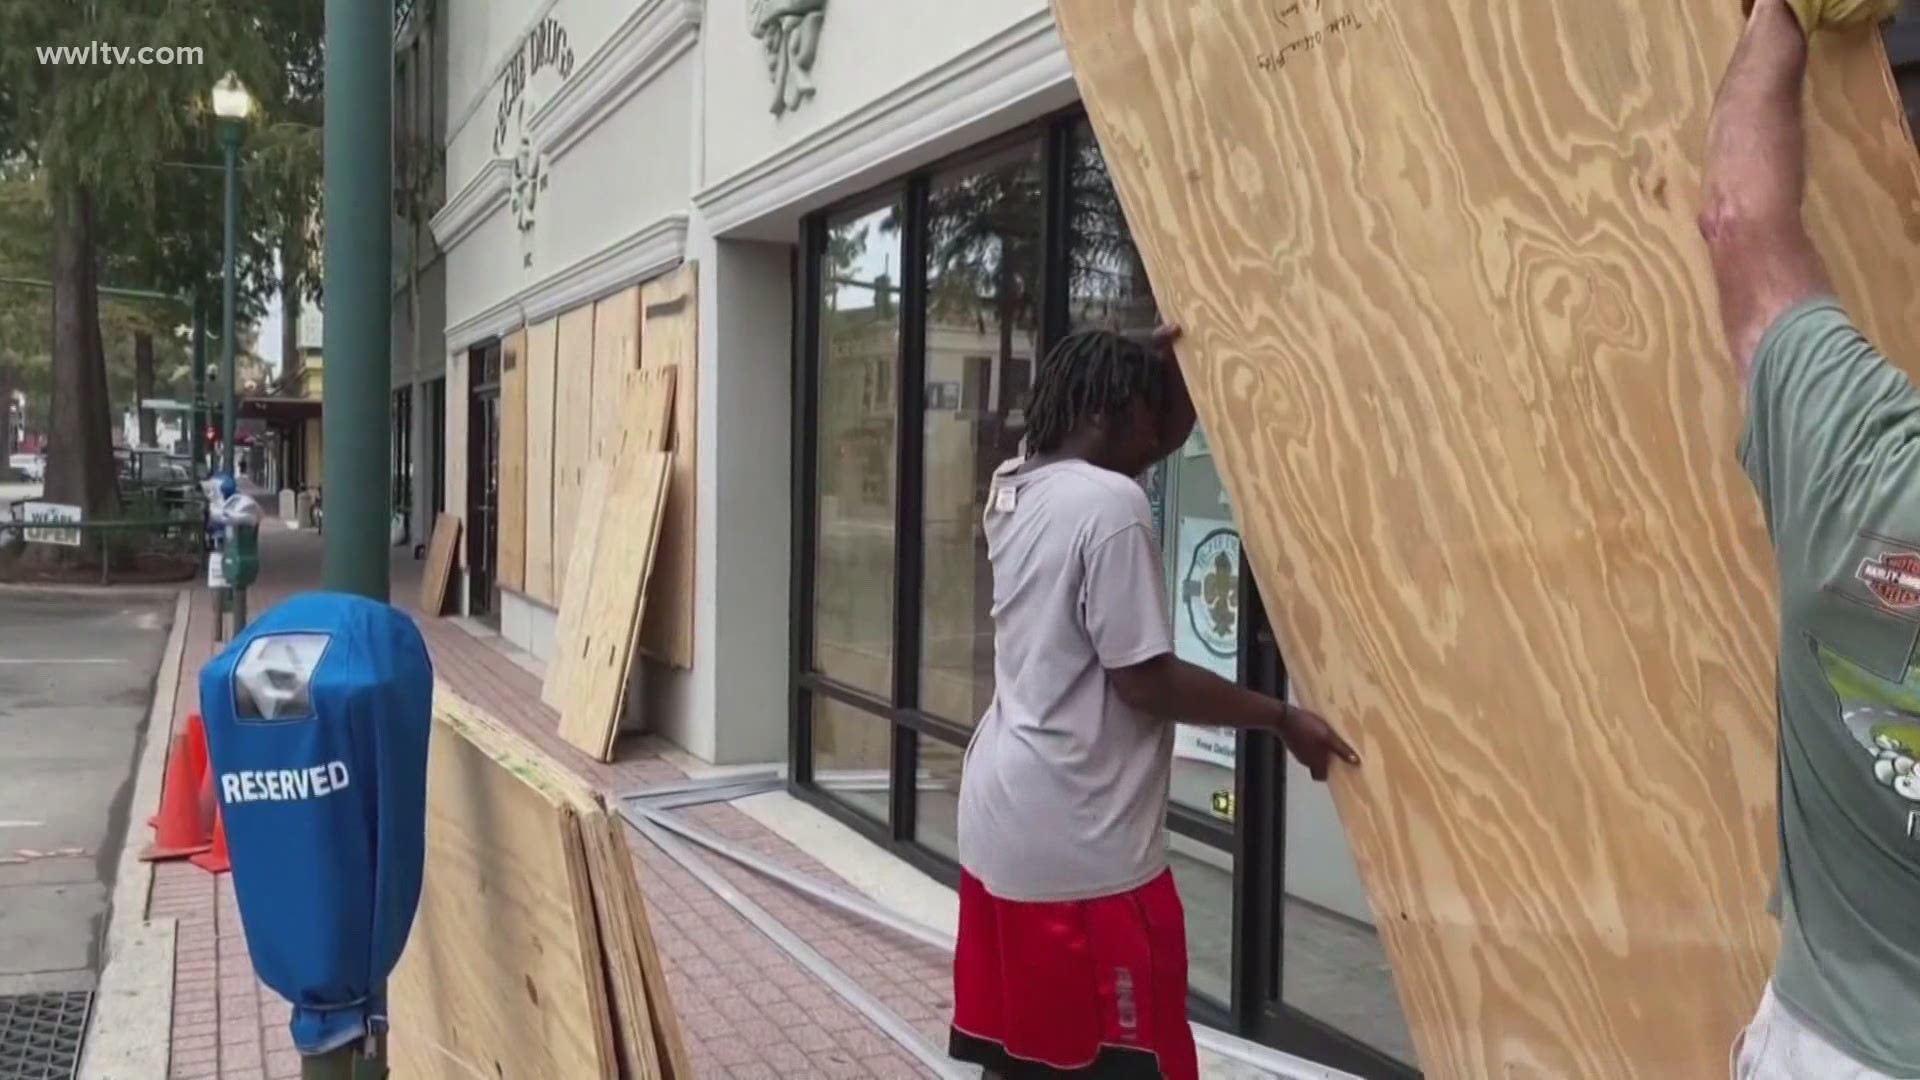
[0,588,172,993]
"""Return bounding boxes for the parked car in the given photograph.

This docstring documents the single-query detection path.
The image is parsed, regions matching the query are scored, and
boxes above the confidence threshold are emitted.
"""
[8,452,44,483]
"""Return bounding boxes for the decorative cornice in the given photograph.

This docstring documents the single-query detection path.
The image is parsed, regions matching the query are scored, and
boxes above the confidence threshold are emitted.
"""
[521,213,690,323]
[442,212,690,350]
[443,289,526,352]
[428,158,512,250]
[528,0,702,161]
[446,0,565,149]
[694,9,1072,236]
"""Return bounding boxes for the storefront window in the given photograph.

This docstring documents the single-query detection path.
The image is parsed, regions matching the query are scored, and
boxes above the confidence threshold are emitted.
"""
[810,694,893,825]
[919,141,1044,728]
[813,201,904,699]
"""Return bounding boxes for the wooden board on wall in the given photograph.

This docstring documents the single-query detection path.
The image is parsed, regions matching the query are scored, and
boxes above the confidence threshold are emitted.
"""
[526,318,561,605]
[419,514,462,617]
[592,287,642,466]
[498,328,528,593]
[389,703,617,1079]
[554,306,598,599]
[445,351,468,571]
[1053,4,1920,1077]
[637,265,699,670]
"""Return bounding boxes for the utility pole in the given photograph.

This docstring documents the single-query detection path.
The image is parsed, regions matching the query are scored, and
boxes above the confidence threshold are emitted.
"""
[321,0,394,602]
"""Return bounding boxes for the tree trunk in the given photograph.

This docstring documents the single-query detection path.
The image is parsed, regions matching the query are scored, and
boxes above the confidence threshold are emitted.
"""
[0,362,15,457]
[42,181,120,526]
[135,332,156,447]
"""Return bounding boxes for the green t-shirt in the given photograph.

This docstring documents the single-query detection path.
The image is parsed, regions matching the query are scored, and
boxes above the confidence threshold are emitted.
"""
[1740,296,1920,1075]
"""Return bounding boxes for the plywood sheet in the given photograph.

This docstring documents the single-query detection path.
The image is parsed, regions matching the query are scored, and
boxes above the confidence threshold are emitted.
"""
[389,704,615,1079]
[418,513,462,616]
[546,368,678,718]
[593,287,642,466]
[445,351,468,572]
[1053,4,1920,1077]
[554,306,598,597]
[638,265,699,670]
[498,328,528,593]
[545,462,612,713]
[526,318,560,605]
[555,449,672,761]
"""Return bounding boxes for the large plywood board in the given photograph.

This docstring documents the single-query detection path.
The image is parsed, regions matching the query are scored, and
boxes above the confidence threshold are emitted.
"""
[546,368,678,718]
[390,705,616,1079]
[498,328,528,593]
[555,448,672,761]
[1053,4,1920,1077]
[555,306,598,598]
[445,351,468,571]
[419,513,462,616]
[593,287,642,466]
[638,265,699,670]
[526,318,561,605]
[545,462,612,713]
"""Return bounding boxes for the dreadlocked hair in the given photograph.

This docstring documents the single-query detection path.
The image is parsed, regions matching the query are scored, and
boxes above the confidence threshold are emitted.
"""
[1022,328,1169,455]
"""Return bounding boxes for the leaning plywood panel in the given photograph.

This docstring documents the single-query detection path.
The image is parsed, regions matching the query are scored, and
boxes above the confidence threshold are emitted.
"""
[419,514,462,617]
[546,369,678,717]
[445,351,468,572]
[545,463,612,713]
[526,318,561,605]
[638,265,699,670]
[389,710,616,1079]
[593,287,642,466]
[1053,3,1920,1077]
[498,328,528,593]
[555,306,598,597]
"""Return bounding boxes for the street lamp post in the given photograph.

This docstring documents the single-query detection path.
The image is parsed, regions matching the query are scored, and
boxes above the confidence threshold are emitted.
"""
[212,72,253,481]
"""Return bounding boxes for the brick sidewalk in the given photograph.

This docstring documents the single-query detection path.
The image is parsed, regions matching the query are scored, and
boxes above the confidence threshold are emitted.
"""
[146,524,956,1079]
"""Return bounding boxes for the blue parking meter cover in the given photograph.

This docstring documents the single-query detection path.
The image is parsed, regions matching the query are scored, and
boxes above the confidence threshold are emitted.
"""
[198,591,434,1055]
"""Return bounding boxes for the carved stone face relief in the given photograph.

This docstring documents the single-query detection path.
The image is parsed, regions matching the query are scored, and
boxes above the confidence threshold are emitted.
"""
[748,0,828,117]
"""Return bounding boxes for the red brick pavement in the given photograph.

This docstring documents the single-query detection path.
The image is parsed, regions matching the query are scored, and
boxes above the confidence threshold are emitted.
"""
[144,524,955,1079]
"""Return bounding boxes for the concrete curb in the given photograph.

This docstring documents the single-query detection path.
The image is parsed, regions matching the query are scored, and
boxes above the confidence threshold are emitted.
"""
[79,588,190,1080]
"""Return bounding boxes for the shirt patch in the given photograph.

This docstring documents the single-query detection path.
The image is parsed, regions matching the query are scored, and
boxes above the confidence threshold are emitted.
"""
[1856,550,1920,610]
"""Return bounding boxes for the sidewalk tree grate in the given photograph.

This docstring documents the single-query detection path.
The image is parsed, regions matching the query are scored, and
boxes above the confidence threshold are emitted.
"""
[0,992,92,1080]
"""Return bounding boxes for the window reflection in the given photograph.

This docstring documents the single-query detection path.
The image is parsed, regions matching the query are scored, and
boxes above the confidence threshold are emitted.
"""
[919,143,1044,728]
[813,202,903,698]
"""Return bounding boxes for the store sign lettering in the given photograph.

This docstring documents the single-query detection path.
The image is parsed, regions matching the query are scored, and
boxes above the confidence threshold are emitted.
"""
[493,17,576,154]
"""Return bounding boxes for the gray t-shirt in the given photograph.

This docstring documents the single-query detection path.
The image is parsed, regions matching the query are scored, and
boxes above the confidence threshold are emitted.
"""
[956,457,1177,902]
[1740,297,1920,1075]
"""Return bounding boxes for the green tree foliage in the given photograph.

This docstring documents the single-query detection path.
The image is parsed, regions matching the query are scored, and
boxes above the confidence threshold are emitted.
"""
[0,1,322,530]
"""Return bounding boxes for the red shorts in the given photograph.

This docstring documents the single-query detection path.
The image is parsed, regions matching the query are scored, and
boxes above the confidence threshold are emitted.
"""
[949,869,1198,1079]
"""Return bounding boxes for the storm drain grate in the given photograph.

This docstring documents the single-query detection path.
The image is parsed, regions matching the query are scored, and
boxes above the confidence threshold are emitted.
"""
[0,992,92,1080]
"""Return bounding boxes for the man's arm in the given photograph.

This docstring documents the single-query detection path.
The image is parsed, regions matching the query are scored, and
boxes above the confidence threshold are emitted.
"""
[1107,655,1360,780]
[1698,0,1831,377]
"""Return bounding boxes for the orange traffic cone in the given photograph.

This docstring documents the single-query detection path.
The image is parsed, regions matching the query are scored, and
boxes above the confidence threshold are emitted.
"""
[191,807,230,874]
[140,714,214,861]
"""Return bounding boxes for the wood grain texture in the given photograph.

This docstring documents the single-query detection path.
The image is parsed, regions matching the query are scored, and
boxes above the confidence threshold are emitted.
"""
[445,352,468,572]
[1052,3,1920,1076]
[555,306,598,598]
[546,462,612,713]
[389,699,616,1079]
[526,318,561,605]
[498,328,528,593]
[419,513,462,616]
[637,264,699,671]
[432,686,681,1079]
[593,287,643,466]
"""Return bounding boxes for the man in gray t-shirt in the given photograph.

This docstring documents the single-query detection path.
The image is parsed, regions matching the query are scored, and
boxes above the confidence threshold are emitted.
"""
[1702,1,1919,1076]
[949,327,1358,1080]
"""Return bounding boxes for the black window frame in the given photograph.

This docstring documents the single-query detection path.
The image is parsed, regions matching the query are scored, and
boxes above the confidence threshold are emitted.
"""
[790,104,1420,1080]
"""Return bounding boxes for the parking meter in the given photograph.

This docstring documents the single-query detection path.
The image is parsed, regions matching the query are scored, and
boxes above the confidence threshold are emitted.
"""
[198,592,434,1058]
[210,494,263,633]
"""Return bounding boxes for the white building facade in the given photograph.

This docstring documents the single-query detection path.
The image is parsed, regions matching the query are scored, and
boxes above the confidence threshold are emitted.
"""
[406,2,1418,1071]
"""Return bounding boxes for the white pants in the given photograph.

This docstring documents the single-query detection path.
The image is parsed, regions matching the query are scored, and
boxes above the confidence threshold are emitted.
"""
[1733,983,1908,1080]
